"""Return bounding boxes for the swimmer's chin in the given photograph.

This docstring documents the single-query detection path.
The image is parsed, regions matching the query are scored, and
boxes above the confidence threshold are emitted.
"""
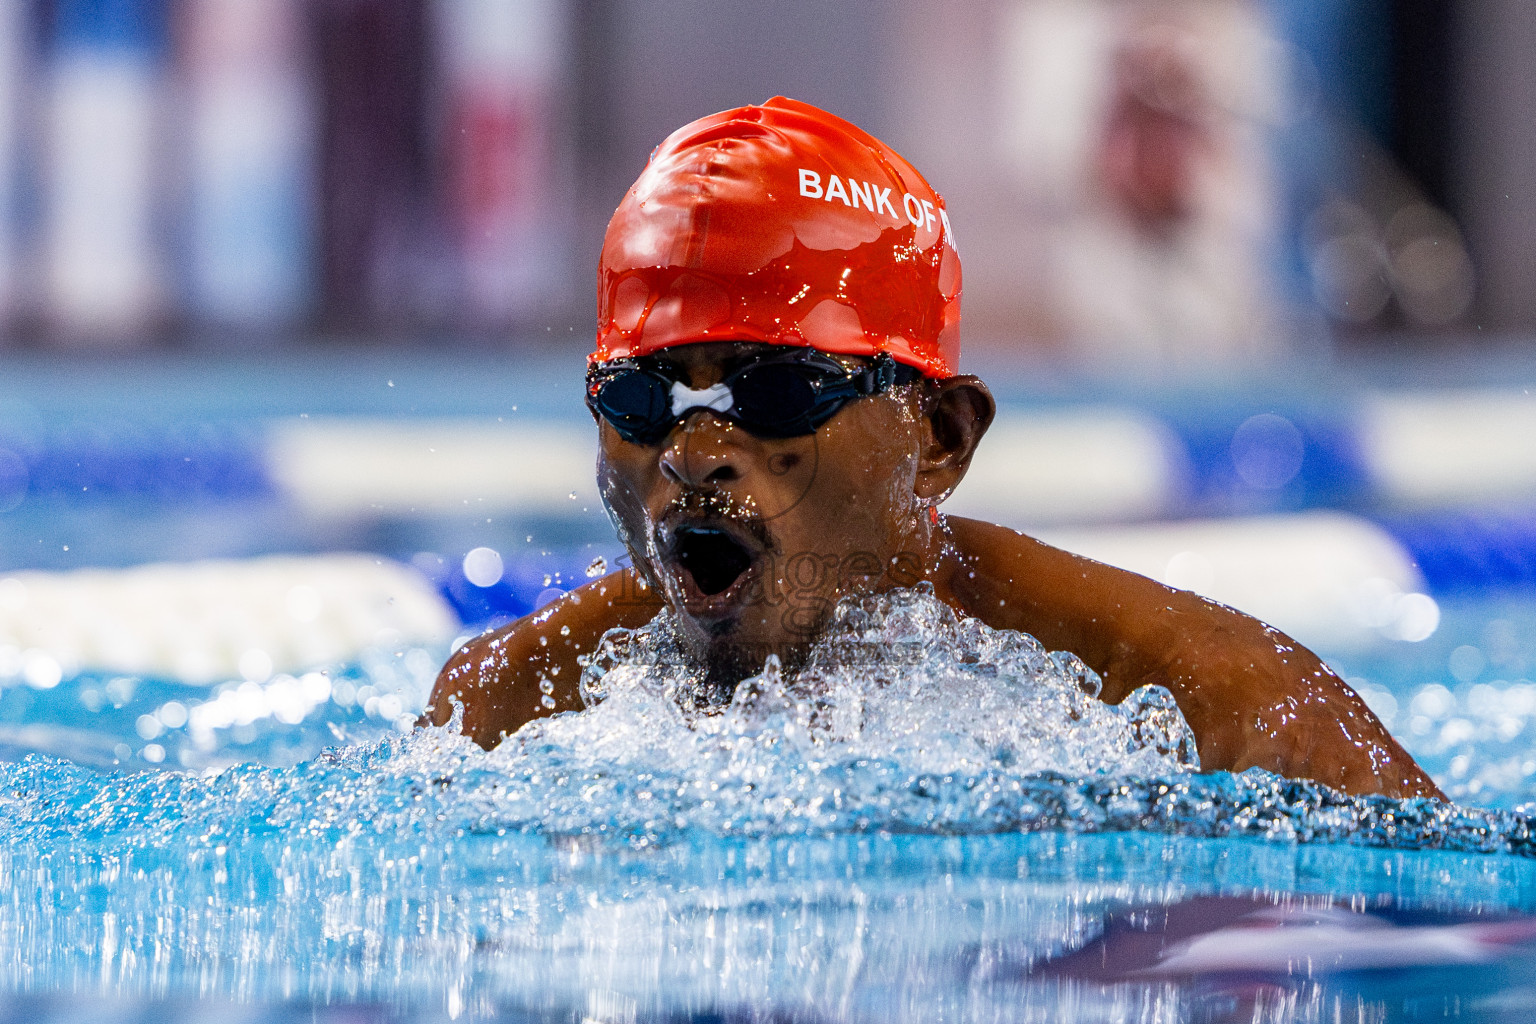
[687,634,813,708]
[663,567,830,680]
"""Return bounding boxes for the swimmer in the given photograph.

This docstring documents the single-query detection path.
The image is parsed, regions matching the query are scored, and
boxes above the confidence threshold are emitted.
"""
[426,97,1440,800]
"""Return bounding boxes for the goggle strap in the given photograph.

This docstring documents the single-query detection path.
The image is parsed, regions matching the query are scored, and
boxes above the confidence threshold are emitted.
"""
[852,353,899,395]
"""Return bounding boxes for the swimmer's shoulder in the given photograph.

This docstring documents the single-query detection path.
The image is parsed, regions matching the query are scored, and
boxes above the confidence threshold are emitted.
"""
[942,515,1062,574]
[424,567,664,748]
[940,515,1160,615]
[938,514,1195,666]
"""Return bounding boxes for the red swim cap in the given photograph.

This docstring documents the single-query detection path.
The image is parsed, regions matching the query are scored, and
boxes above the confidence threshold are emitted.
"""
[592,96,961,377]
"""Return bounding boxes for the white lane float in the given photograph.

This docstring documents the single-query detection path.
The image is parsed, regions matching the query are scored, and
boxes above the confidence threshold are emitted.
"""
[1036,512,1437,652]
[0,554,458,685]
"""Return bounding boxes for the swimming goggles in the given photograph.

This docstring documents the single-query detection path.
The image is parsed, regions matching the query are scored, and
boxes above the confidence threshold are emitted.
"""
[586,349,914,445]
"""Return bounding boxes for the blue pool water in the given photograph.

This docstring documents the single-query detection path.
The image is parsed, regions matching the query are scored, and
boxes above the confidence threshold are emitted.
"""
[6,350,1536,1021]
[2,586,1536,1022]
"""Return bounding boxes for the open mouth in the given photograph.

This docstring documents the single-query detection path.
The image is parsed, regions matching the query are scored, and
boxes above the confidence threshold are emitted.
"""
[672,525,756,596]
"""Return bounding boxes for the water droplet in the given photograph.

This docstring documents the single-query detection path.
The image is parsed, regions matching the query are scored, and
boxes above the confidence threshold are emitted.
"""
[586,557,608,578]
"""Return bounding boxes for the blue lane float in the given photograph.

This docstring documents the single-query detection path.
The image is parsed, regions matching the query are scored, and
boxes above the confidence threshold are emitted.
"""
[0,422,272,502]
[424,547,625,628]
[1381,512,1536,595]
[1165,410,1371,516]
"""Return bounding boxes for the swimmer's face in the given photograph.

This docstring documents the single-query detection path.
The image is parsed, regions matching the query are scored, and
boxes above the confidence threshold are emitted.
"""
[593,341,993,693]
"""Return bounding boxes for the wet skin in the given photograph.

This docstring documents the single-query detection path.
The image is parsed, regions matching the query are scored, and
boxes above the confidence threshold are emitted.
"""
[427,343,1441,800]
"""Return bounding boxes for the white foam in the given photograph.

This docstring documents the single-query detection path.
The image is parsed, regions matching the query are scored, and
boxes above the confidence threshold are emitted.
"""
[510,586,1198,822]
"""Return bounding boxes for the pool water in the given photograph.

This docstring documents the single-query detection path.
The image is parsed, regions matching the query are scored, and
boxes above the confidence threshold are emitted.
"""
[6,351,1536,1021]
[1333,595,1536,812]
[2,587,1536,1022]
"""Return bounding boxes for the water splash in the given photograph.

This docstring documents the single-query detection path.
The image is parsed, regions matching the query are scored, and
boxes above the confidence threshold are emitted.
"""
[9,586,1530,855]
[568,584,1198,782]
[1,587,1534,1017]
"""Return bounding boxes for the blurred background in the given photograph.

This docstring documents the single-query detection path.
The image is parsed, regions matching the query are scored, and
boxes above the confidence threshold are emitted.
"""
[1,0,1536,805]
[0,0,1520,355]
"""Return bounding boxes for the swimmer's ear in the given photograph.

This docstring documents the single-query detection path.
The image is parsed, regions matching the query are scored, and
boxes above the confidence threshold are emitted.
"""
[913,376,995,501]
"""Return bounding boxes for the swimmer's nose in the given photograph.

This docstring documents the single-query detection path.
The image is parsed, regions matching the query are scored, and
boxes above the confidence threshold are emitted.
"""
[659,414,743,487]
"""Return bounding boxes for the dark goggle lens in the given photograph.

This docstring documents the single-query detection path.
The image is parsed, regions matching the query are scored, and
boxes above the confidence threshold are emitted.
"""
[593,371,672,440]
[728,364,821,432]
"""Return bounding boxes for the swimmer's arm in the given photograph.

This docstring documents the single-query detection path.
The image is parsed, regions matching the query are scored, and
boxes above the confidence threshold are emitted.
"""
[1095,588,1444,800]
[423,567,663,748]
[944,517,1442,799]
